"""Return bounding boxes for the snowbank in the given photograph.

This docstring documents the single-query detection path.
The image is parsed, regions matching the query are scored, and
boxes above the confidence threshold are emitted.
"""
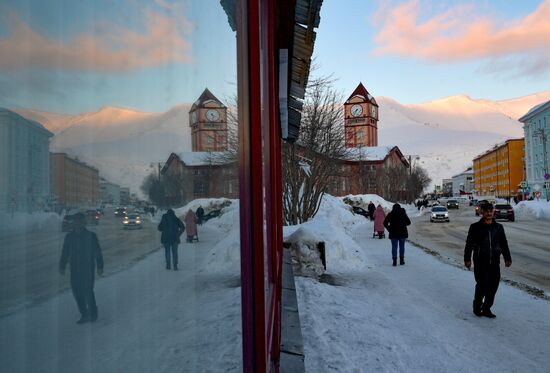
[0,212,62,235]
[514,200,550,220]
[284,195,369,274]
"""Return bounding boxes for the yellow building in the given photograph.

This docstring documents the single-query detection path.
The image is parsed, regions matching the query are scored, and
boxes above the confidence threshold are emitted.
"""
[473,139,524,198]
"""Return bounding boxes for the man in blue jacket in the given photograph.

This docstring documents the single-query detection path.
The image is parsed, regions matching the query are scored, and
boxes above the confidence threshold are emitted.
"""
[464,202,512,318]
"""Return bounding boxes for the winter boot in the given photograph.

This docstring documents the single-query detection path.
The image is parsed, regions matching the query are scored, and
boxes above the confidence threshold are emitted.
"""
[481,307,496,318]
[173,264,178,271]
[400,256,405,265]
[392,257,397,267]
[473,301,482,317]
[166,263,171,270]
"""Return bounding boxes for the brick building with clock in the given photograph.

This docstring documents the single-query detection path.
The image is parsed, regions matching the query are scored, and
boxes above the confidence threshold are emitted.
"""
[161,88,237,205]
[327,83,410,198]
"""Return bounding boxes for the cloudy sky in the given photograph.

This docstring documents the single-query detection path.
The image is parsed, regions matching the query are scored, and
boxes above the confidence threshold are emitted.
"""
[0,0,548,113]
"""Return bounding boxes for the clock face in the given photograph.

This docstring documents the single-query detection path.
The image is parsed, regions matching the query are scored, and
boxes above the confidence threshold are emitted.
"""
[206,109,220,121]
[191,111,197,123]
[371,106,377,117]
[350,104,363,117]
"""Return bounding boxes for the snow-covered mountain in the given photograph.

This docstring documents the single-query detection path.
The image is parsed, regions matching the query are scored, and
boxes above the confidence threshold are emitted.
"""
[12,90,550,196]
[377,91,550,188]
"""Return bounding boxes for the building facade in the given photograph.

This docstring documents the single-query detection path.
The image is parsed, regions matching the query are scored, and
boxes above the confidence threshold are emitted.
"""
[50,153,99,209]
[0,108,53,212]
[161,152,238,206]
[99,178,121,205]
[344,83,379,148]
[519,100,550,200]
[452,168,474,196]
[442,178,453,197]
[189,89,228,152]
[328,146,409,198]
[473,139,524,198]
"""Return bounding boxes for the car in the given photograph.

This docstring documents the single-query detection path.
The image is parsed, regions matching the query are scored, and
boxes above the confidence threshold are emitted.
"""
[84,209,100,225]
[446,199,459,209]
[351,206,369,219]
[115,207,127,217]
[430,206,449,222]
[493,204,515,222]
[123,213,142,229]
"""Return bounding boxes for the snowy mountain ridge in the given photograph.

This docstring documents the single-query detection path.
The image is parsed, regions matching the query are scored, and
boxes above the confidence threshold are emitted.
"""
[11,90,550,195]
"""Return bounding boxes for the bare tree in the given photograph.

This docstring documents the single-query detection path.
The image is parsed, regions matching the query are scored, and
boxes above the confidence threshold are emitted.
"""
[405,165,431,202]
[283,75,350,225]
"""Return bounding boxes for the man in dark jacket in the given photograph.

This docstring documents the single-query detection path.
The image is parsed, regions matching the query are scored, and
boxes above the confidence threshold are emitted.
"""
[464,202,512,318]
[383,204,411,266]
[367,201,376,221]
[196,206,205,225]
[59,213,104,324]
[158,209,185,270]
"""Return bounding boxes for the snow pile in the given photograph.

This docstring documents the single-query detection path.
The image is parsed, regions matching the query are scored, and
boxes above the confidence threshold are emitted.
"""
[0,212,61,234]
[173,198,233,219]
[514,200,550,220]
[284,195,369,274]
[202,200,240,273]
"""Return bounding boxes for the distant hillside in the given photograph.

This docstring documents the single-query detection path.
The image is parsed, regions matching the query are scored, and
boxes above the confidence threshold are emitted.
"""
[13,90,550,197]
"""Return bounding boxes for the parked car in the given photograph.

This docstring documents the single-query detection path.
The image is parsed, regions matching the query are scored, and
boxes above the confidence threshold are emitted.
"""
[84,209,100,225]
[446,199,459,209]
[123,213,142,229]
[430,206,450,223]
[493,204,515,222]
[115,207,127,217]
[351,206,369,219]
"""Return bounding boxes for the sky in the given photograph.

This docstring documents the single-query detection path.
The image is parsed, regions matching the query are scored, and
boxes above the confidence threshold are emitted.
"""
[0,0,549,113]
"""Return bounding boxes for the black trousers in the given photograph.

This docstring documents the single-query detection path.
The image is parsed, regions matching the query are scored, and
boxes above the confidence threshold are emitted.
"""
[473,262,500,310]
[71,284,97,318]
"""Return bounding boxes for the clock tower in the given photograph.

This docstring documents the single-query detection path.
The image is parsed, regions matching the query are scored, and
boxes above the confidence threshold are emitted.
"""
[189,88,228,152]
[344,82,379,147]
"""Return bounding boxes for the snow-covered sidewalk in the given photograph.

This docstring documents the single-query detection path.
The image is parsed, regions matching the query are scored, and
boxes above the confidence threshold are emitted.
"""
[0,222,242,372]
[296,219,550,372]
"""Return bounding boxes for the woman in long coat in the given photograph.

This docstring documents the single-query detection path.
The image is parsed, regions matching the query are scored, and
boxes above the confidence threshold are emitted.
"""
[373,204,386,239]
[185,209,198,243]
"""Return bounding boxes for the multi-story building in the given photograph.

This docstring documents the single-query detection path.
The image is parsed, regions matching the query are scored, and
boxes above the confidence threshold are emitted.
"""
[519,100,550,200]
[441,179,453,197]
[189,88,228,152]
[343,83,379,148]
[0,108,53,212]
[99,178,121,205]
[452,168,474,196]
[50,153,99,209]
[472,139,524,198]
[119,187,130,206]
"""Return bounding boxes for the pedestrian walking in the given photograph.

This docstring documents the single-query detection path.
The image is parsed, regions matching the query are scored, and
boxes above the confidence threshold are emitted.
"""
[59,213,104,324]
[185,209,198,243]
[373,204,386,239]
[383,204,411,266]
[367,201,376,221]
[158,209,185,270]
[464,201,512,318]
[196,206,205,225]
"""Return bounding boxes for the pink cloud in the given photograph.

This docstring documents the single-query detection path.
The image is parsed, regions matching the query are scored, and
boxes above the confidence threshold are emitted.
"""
[0,7,193,72]
[372,0,550,74]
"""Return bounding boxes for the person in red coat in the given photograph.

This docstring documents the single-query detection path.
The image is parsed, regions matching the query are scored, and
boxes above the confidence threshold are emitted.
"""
[185,209,198,243]
[373,204,386,239]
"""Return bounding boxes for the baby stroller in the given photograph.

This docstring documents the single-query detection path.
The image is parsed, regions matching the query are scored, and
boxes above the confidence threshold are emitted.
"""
[372,228,385,239]
[186,232,199,243]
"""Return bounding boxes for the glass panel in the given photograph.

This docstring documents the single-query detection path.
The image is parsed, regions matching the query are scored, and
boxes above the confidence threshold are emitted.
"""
[0,1,243,371]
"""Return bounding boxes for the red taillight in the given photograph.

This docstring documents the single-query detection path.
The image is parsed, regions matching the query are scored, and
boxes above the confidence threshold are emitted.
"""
[508,209,513,212]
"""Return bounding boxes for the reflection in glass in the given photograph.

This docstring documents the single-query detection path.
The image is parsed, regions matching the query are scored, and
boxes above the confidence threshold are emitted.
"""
[0,1,242,371]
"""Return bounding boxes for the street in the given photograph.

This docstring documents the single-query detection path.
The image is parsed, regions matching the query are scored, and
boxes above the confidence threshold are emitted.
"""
[408,202,550,296]
[0,209,162,316]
